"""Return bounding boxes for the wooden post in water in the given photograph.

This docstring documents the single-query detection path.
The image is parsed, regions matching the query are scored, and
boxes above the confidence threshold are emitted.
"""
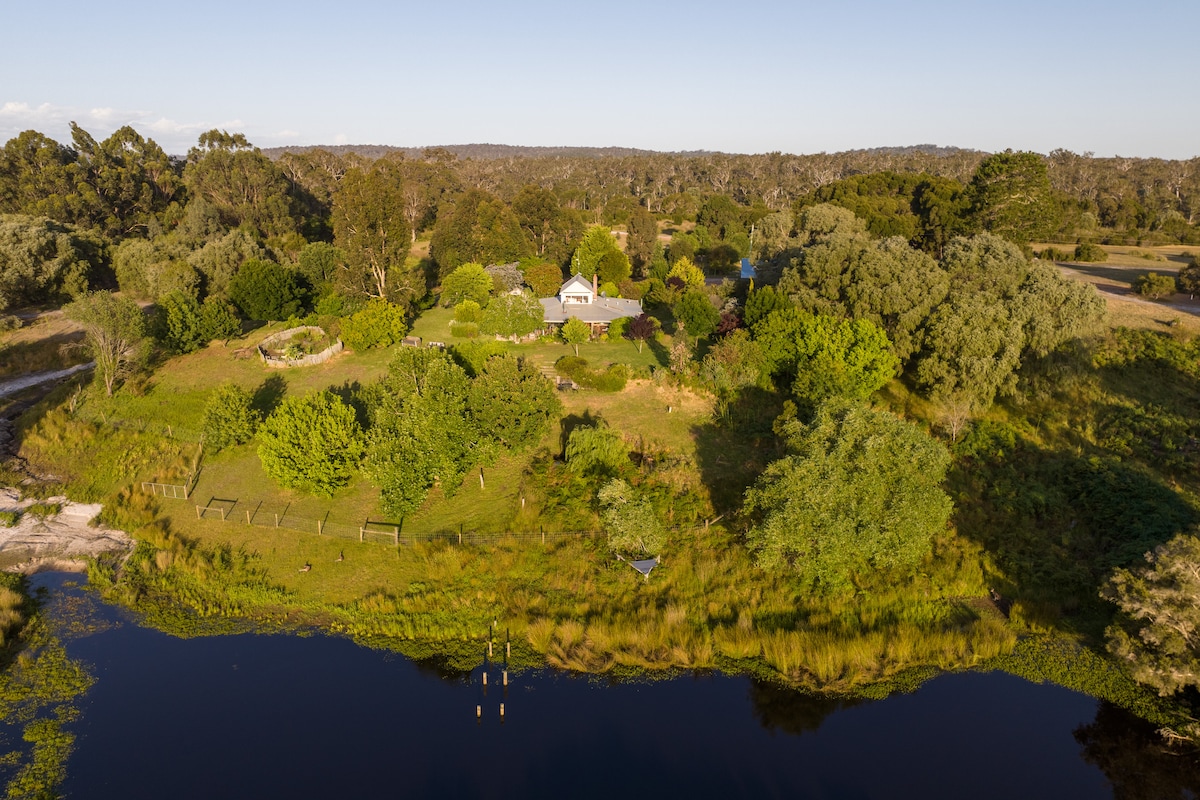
[503,670,508,687]
[482,671,487,686]
[476,705,481,719]
[499,703,505,720]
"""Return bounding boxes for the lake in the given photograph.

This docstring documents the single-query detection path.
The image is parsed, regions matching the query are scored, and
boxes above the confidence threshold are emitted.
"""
[9,574,1185,799]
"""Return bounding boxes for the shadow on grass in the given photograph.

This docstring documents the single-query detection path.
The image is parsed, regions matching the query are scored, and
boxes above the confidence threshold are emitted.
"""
[691,385,786,516]
[559,410,604,457]
[949,422,1199,637]
[252,374,288,418]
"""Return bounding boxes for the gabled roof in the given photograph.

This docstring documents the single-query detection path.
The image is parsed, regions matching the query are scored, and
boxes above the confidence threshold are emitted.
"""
[541,296,642,324]
[559,273,594,295]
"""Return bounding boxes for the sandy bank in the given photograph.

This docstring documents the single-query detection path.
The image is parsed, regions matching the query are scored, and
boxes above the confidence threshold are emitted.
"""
[0,488,132,574]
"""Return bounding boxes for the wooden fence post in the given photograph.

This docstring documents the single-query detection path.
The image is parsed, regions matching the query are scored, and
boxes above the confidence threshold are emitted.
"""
[246,510,251,525]
[274,513,279,528]
[359,527,364,543]
[317,519,323,536]
[196,505,201,519]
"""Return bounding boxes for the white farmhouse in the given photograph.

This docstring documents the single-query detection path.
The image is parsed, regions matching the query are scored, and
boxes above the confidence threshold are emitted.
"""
[539,273,643,333]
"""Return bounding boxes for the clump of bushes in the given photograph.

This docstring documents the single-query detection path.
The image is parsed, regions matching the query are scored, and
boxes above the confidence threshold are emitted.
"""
[1073,243,1108,262]
[1037,247,1072,262]
[340,299,407,351]
[449,322,479,338]
[0,510,20,527]
[1134,272,1177,300]
[555,356,629,392]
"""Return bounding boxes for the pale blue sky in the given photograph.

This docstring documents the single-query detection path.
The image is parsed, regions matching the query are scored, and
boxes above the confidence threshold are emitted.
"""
[2,0,1196,158]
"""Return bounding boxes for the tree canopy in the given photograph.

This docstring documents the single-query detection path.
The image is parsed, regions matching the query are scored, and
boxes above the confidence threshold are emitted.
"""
[744,398,952,593]
[258,391,365,496]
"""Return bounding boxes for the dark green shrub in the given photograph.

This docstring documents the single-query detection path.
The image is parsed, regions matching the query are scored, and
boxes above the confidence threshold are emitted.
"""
[202,382,259,452]
[1074,243,1108,262]
[1134,272,1176,300]
[555,356,590,381]
[0,510,19,527]
[584,364,628,392]
[228,259,304,321]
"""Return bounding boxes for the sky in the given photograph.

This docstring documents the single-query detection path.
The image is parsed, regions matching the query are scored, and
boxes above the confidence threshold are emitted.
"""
[2,0,1197,159]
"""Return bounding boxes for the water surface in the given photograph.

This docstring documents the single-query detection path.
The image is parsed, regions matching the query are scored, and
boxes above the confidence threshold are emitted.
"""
[19,575,1159,799]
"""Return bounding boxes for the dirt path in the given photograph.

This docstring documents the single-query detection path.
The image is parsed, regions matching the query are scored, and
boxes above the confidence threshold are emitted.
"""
[0,363,93,398]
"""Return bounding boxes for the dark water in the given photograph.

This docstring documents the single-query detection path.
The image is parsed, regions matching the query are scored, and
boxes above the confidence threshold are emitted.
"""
[18,574,1188,799]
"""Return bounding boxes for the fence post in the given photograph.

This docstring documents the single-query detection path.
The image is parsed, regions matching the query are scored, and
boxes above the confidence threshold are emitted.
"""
[274,513,279,528]
[246,510,251,525]
[317,519,323,536]
[359,527,364,543]
[393,527,398,546]
[196,505,201,519]
[479,468,484,490]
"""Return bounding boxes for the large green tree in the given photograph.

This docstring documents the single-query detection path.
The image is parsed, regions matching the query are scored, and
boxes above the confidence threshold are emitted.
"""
[228,259,304,321]
[967,150,1060,244]
[430,188,531,274]
[440,262,493,307]
[202,381,259,452]
[364,348,480,517]
[332,158,423,305]
[68,123,180,238]
[467,354,561,452]
[183,130,298,239]
[752,307,898,403]
[479,291,544,339]
[599,478,665,557]
[0,215,102,310]
[258,391,365,496]
[744,398,952,592]
[570,226,630,285]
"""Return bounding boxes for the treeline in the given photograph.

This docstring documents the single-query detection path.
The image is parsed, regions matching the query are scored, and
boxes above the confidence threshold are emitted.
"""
[1,123,1197,320]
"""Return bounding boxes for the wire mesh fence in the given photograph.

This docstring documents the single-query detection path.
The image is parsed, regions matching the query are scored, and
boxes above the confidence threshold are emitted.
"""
[184,493,603,546]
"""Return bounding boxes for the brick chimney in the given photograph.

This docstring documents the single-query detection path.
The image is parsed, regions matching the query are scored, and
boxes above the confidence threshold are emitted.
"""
[592,273,598,296]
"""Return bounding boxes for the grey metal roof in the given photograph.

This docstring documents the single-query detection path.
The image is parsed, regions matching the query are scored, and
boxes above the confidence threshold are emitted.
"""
[541,296,643,324]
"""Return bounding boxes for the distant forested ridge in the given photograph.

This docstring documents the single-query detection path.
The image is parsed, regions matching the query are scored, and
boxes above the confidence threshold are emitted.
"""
[1,122,1197,319]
